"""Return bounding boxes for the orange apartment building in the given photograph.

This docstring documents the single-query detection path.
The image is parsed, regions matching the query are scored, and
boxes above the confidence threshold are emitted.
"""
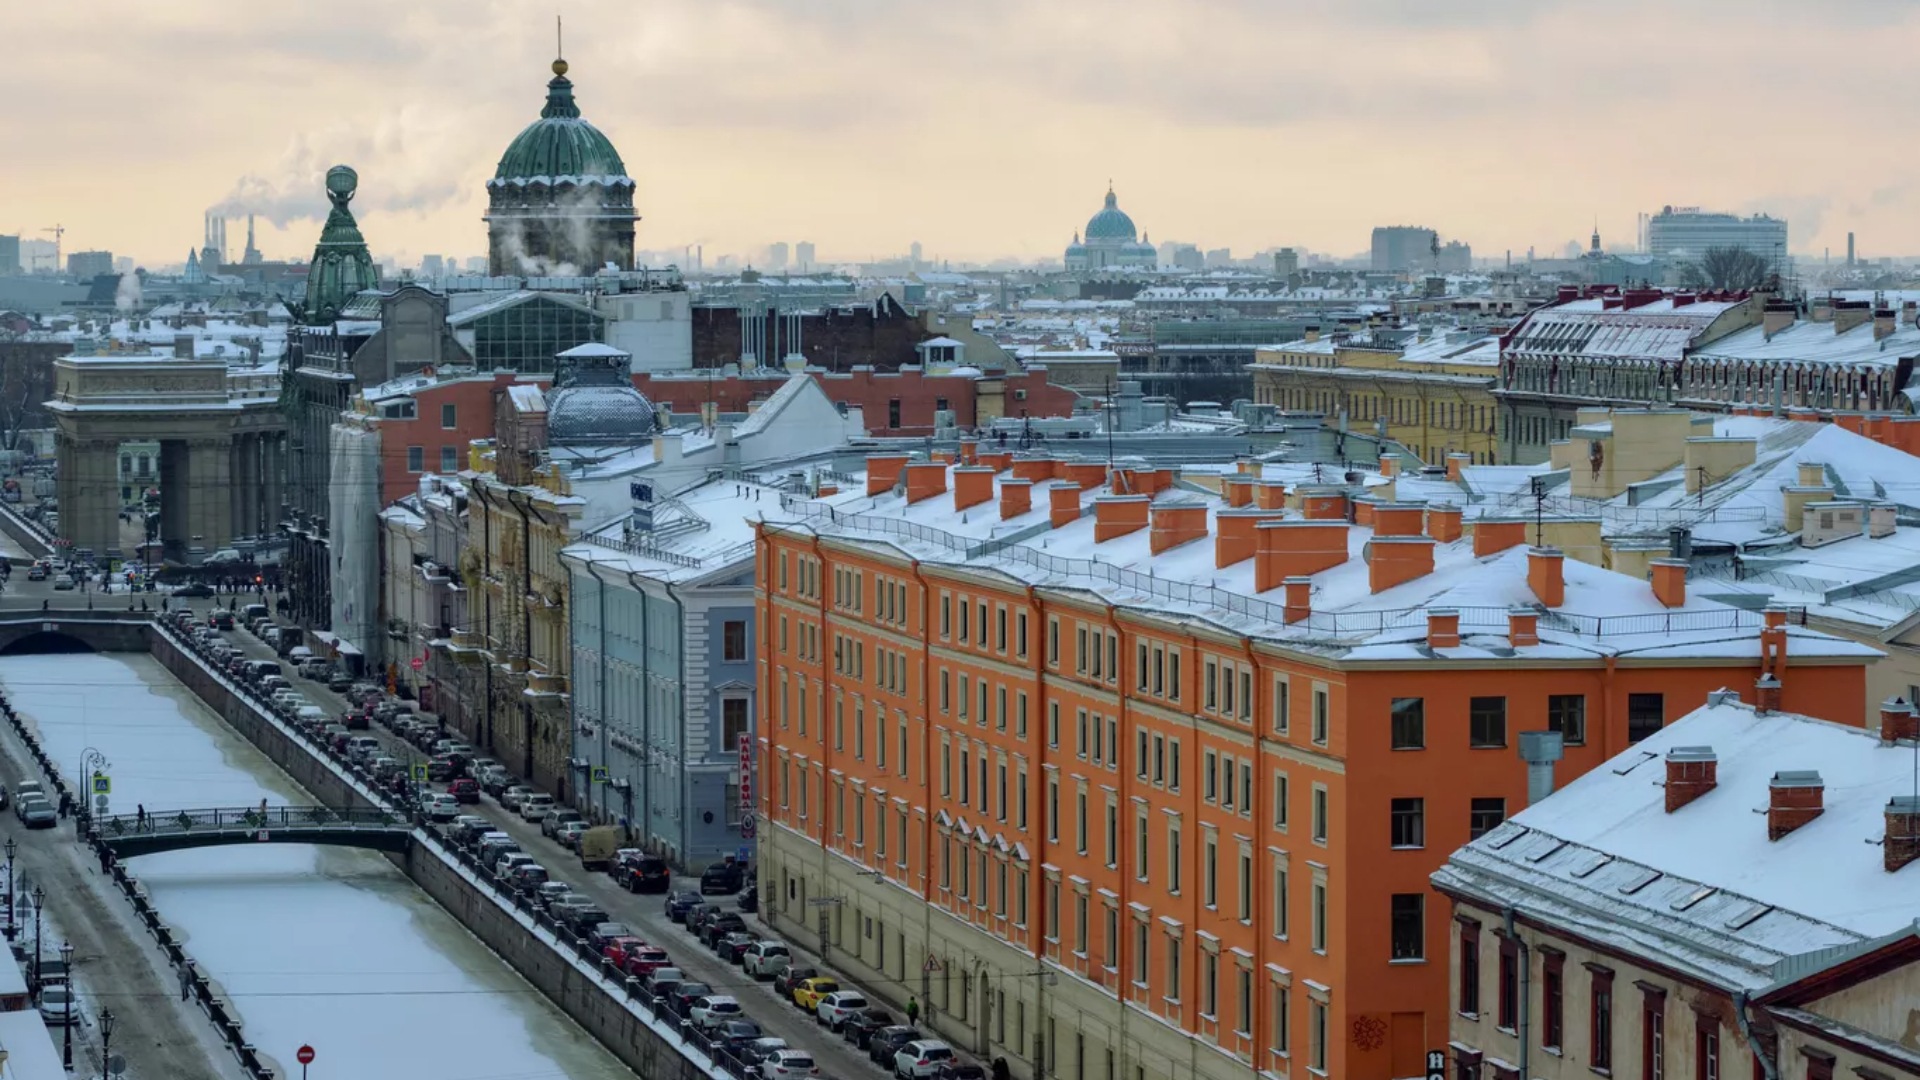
[753,445,1875,1080]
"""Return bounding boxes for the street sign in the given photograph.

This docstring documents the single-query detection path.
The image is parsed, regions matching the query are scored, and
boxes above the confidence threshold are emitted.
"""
[737,733,753,810]
[923,955,943,973]
[297,1045,315,1066]
[256,830,270,842]
[93,794,109,813]
[107,1053,125,1076]
[739,815,755,839]
[590,766,608,785]
[91,773,110,795]
[1426,1050,1446,1080]
[410,657,423,671]
[411,764,429,782]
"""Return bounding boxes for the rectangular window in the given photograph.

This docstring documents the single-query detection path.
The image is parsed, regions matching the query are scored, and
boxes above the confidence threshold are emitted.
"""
[441,402,457,429]
[1390,797,1425,849]
[1391,697,1425,749]
[1645,992,1666,1080]
[1275,986,1290,1054]
[1311,881,1327,951]
[1469,797,1506,840]
[1048,703,1059,748]
[941,595,952,638]
[1547,694,1587,745]
[407,445,425,473]
[1591,967,1614,1070]
[1629,693,1665,742]
[1048,619,1059,665]
[1459,922,1480,1015]
[1694,1018,1717,1080]
[1309,1000,1327,1072]
[722,621,747,662]
[1311,786,1328,844]
[440,445,459,473]
[1170,740,1181,791]
[1311,689,1328,745]
[959,599,970,643]
[1470,696,1508,748]
[1168,935,1182,1002]
[1390,893,1424,960]
[1017,612,1028,657]
[1203,837,1217,907]
[1076,791,1088,854]
[1498,937,1518,1030]
[1274,677,1289,734]
[1274,772,1289,829]
[1168,822,1182,894]
[1047,776,1059,842]
[1204,750,1218,801]
[1542,954,1564,1050]
[1133,921,1149,984]
[1273,862,1289,938]
[1237,850,1252,920]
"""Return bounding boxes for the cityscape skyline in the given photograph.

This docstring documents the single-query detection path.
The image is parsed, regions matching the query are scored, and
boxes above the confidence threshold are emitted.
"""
[8,2,1920,270]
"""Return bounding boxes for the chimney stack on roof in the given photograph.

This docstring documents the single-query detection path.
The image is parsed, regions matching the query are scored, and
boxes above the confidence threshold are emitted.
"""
[1446,453,1471,483]
[1149,504,1207,554]
[1049,481,1081,529]
[1012,457,1055,484]
[1767,770,1825,840]
[1762,300,1796,339]
[1426,504,1463,544]
[1093,495,1150,542]
[1508,607,1538,647]
[1833,299,1872,336]
[1255,521,1348,593]
[1378,453,1399,479]
[1215,509,1282,569]
[1283,576,1311,624]
[1473,520,1528,557]
[867,454,909,496]
[1886,797,1920,874]
[1255,481,1287,511]
[1874,307,1897,341]
[1427,608,1460,649]
[1369,536,1435,594]
[1650,558,1688,608]
[1527,546,1565,608]
[905,461,947,505]
[1223,477,1253,508]
[1880,696,1918,744]
[953,466,994,512]
[1664,746,1718,813]
[1000,478,1032,520]
[1066,462,1107,490]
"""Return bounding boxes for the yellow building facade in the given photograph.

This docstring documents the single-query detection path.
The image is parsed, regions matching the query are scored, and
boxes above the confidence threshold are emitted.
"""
[1250,332,1504,465]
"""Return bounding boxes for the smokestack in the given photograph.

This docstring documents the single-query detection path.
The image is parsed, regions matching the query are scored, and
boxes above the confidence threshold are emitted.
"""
[1518,731,1565,806]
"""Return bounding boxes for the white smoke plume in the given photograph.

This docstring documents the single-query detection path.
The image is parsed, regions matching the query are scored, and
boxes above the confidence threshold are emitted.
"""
[113,272,143,313]
[207,105,473,229]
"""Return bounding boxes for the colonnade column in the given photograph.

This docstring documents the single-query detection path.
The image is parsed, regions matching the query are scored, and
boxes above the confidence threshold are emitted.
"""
[186,438,233,555]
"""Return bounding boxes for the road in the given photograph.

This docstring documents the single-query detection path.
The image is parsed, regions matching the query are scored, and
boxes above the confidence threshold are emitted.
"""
[0,676,248,1080]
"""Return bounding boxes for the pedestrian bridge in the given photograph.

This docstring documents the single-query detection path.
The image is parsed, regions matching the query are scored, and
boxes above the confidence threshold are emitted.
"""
[94,805,414,857]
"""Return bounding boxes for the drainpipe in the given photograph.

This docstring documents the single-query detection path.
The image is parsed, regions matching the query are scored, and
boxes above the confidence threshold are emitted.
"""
[1734,990,1778,1080]
[663,575,692,867]
[585,558,613,825]
[630,570,655,859]
[907,557,939,1026]
[1504,906,1530,1080]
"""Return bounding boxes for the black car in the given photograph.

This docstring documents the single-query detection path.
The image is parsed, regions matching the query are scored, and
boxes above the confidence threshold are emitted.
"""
[716,931,757,963]
[937,1065,988,1080]
[868,1026,921,1066]
[715,1019,763,1053]
[665,889,702,922]
[618,853,672,893]
[737,882,758,913]
[699,860,744,894]
[666,981,712,1020]
[587,921,636,951]
[566,906,612,938]
[702,913,747,947]
[843,1008,896,1049]
[773,965,818,999]
[685,904,722,936]
[174,582,215,598]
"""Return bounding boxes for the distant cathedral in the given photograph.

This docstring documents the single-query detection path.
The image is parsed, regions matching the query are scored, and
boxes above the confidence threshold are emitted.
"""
[484,53,638,276]
[1064,185,1157,271]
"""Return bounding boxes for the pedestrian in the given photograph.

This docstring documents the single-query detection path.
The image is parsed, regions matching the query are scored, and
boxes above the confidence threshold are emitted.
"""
[993,1058,1010,1080]
[179,961,193,1001]
[259,797,268,821]
[136,803,146,830]
[906,996,920,1024]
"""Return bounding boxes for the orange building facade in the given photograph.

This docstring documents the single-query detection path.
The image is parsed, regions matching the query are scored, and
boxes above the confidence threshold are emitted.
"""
[753,449,1873,1080]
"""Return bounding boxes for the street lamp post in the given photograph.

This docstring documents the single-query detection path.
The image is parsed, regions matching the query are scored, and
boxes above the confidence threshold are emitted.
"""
[59,941,72,1068]
[30,885,44,990]
[3,836,14,942]
[99,1009,115,1077]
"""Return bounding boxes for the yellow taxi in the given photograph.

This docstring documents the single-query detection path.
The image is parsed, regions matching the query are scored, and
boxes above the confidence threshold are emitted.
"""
[792,976,840,1011]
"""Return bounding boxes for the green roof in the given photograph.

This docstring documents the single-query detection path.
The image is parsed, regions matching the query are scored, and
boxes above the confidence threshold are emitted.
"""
[303,165,379,325]
[493,60,629,182]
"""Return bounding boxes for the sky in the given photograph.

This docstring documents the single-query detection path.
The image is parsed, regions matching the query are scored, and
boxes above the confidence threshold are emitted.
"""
[8,0,1920,270]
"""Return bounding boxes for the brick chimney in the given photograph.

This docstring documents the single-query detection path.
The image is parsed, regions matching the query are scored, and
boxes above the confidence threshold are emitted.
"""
[1000,478,1032,520]
[1427,608,1460,648]
[1762,300,1795,339]
[1300,491,1348,520]
[1880,697,1918,743]
[1049,482,1082,529]
[1508,607,1538,647]
[1473,520,1527,557]
[1664,746,1718,813]
[1012,457,1055,484]
[1254,521,1348,592]
[1886,797,1920,873]
[954,466,995,512]
[905,462,948,505]
[1066,462,1108,490]
[1834,300,1872,336]
[867,453,909,496]
[1255,481,1287,511]
[1446,453,1472,482]
[1755,672,1782,713]
[1372,504,1424,538]
[1369,536,1435,594]
[1527,546,1565,608]
[1874,307,1897,341]
[979,449,1014,473]
[1223,477,1253,508]
[1093,495,1150,542]
[1149,504,1207,554]
[1283,576,1311,623]
[1378,453,1400,479]
[1767,771,1825,840]
[1215,509,1283,569]
[1650,558,1687,608]
[958,437,979,465]
[1426,504,1463,544]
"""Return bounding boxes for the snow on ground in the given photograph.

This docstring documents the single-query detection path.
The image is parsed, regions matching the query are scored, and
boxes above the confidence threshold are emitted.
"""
[0,653,633,1080]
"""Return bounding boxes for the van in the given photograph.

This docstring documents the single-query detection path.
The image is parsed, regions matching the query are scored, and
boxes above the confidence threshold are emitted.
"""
[15,781,42,804]
[576,826,621,871]
[242,604,268,623]
[288,646,314,665]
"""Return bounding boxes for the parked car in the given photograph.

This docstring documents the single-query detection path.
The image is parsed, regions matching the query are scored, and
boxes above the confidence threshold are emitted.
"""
[617,851,672,893]
[448,779,480,804]
[740,1037,790,1067]
[791,976,840,1012]
[843,1009,897,1049]
[666,981,713,1020]
[700,859,745,894]
[500,784,534,811]
[665,889,703,922]
[690,994,744,1031]
[565,906,611,939]
[555,821,589,851]
[868,1027,921,1067]
[424,794,460,822]
[446,816,490,845]
[702,913,748,948]
[548,897,595,930]
[426,757,460,783]
[174,582,215,598]
[586,921,636,951]
[761,1049,818,1080]
[744,941,791,978]
[638,966,684,999]
[772,966,818,999]
[508,863,550,891]
[540,808,585,840]
[602,936,652,970]
[935,1065,986,1080]
[815,990,869,1030]
[893,1040,955,1080]
[737,882,759,913]
[685,904,722,936]
[716,932,758,964]
[16,797,55,829]
[715,1019,765,1054]
[37,983,77,1026]
[620,944,671,976]
[479,767,514,798]
[533,882,575,914]
[517,792,555,822]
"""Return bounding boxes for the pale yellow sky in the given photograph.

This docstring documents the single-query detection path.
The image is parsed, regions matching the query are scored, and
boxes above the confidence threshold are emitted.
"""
[7,0,1920,270]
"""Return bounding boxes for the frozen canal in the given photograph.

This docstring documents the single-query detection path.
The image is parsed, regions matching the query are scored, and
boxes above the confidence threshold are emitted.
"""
[2,652,634,1080]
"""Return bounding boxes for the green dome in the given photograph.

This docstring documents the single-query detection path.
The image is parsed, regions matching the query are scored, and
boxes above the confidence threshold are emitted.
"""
[1085,187,1137,242]
[492,65,630,183]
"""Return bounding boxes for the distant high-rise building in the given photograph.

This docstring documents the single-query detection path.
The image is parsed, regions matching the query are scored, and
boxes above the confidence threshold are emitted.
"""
[1847,232,1855,268]
[910,241,924,268]
[796,241,815,272]
[67,250,114,279]
[421,254,445,278]
[0,235,18,276]
[1204,247,1232,268]
[465,256,489,274]
[1647,206,1788,276]
[1436,240,1472,273]
[768,241,789,271]
[1272,247,1299,277]
[1370,226,1437,273]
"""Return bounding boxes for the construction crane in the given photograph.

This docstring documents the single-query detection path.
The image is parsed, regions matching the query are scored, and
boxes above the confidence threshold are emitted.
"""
[42,224,64,274]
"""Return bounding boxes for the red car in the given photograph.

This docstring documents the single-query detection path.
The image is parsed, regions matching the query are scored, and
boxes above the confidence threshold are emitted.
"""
[602,936,647,968]
[607,938,670,976]
[448,779,480,804]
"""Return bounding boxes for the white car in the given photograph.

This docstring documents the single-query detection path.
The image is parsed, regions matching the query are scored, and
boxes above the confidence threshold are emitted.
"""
[424,794,460,822]
[37,983,76,1026]
[518,792,555,822]
[894,1040,954,1079]
[743,941,791,978]
[815,990,869,1030]
[689,993,744,1030]
[761,1050,817,1080]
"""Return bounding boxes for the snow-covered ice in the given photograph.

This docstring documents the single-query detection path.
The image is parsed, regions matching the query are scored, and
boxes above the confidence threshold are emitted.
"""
[1,653,634,1080]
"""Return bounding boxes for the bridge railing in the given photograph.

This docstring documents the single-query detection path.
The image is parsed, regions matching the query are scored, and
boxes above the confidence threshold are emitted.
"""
[97,805,404,837]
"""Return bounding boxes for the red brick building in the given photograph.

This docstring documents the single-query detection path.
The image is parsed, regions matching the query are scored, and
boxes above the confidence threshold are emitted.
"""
[692,293,934,371]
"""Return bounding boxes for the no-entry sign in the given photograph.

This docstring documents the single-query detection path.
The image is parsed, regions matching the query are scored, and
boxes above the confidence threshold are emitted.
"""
[297,1046,315,1066]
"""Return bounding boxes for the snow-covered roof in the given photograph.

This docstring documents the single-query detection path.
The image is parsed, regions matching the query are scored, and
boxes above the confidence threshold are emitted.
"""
[1508,298,1741,362]
[1691,316,1920,367]
[562,476,806,583]
[1434,697,1919,989]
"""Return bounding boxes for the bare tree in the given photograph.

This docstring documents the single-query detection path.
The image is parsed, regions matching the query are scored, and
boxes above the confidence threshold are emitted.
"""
[1693,246,1772,290]
[0,330,54,453]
